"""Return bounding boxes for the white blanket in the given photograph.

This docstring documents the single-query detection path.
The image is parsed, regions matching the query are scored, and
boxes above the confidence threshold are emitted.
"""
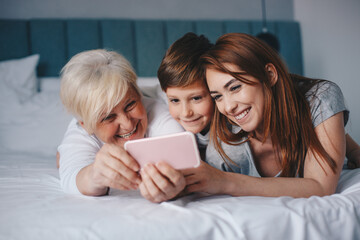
[0,150,359,240]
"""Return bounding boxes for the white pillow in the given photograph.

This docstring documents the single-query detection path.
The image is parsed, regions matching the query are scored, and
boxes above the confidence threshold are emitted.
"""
[137,77,168,105]
[39,77,61,92]
[0,90,73,156]
[137,77,159,88]
[0,54,39,103]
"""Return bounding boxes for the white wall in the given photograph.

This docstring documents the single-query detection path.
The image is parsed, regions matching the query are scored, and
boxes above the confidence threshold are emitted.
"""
[294,0,360,142]
[0,0,293,20]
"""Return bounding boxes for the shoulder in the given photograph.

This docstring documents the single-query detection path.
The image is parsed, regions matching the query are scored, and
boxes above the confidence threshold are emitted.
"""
[307,81,349,127]
[58,118,102,151]
[142,96,167,114]
[307,81,343,101]
[142,96,184,137]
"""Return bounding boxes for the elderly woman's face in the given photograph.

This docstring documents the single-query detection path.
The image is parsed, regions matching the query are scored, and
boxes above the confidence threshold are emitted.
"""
[94,87,148,147]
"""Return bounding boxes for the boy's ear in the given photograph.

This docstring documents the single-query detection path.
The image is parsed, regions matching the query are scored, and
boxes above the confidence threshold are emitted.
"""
[265,63,278,86]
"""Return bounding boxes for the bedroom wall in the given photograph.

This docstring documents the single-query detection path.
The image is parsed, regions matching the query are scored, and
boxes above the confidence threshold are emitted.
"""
[294,0,360,142]
[0,0,293,20]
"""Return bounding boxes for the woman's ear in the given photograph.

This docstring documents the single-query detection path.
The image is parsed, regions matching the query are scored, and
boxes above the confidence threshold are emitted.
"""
[265,63,278,86]
[79,121,85,128]
[78,121,93,134]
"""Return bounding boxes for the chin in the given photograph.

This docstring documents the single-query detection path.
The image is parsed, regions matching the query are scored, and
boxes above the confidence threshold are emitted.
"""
[187,127,202,134]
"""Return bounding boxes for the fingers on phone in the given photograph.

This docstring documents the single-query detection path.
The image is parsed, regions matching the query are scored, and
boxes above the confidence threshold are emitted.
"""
[156,162,185,188]
[94,155,140,191]
[108,145,140,172]
[140,167,167,203]
[106,158,141,184]
[100,164,139,190]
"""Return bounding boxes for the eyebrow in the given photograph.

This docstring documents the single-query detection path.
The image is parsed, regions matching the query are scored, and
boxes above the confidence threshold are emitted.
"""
[209,78,238,94]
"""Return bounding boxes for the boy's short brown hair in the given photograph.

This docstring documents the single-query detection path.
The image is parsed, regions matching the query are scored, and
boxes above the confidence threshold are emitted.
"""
[157,32,213,91]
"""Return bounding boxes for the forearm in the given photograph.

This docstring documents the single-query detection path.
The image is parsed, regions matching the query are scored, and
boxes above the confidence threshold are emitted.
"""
[223,172,336,198]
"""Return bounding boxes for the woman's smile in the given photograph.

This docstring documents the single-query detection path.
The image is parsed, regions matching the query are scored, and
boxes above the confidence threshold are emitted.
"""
[116,123,138,139]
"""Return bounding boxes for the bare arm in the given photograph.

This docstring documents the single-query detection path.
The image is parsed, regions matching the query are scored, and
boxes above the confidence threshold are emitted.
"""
[183,112,345,198]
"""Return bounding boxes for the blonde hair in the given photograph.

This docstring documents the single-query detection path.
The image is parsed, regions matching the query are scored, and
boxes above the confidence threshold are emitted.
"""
[60,49,140,133]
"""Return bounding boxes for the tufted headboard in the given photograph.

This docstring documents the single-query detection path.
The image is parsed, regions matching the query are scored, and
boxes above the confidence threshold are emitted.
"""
[0,19,303,84]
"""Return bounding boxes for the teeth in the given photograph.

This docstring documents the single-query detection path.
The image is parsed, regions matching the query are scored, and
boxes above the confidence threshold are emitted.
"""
[117,126,137,138]
[235,109,250,121]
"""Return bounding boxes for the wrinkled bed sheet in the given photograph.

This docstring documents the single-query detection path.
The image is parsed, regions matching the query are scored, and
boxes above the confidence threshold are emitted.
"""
[0,151,359,240]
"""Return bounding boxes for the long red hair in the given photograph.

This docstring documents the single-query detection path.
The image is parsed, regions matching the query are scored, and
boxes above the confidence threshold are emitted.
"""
[201,33,335,177]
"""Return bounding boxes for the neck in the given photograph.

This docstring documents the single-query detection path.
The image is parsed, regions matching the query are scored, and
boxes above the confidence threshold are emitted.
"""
[200,124,210,136]
[251,128,270,143]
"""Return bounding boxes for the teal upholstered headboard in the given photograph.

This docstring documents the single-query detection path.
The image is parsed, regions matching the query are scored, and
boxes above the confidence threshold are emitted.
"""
[0,19,303,79]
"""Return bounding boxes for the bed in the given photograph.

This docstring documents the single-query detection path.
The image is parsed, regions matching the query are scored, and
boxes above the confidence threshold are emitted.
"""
[0,19,359,240]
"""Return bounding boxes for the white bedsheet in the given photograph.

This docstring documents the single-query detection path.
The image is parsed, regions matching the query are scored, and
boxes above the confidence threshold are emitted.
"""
[1,150,359,240]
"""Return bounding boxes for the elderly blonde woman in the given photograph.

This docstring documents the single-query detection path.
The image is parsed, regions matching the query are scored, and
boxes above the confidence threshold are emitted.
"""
[58,49,184,198]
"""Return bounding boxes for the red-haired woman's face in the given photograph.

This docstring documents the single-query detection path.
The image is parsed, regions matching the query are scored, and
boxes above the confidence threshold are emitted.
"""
[206,64,265,134]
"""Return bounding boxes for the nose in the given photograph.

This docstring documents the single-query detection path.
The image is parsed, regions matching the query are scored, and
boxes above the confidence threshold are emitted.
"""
[224,95,237,114]
[181,102,193,118]
[116,113,134,131]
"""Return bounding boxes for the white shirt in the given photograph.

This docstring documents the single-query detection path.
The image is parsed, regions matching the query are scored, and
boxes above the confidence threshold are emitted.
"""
[58,96,184,194]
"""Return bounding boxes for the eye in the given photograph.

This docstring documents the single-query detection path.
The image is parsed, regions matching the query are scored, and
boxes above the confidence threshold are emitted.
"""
[125,100,137,112]
[169,98,179,104]
[101,114,116,122]
[211,94,222,101]
[230,84,241,92]
[192,96,202,101]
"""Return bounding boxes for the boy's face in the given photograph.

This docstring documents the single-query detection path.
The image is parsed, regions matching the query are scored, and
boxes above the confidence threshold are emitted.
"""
[166,81,214,134]
[92,88,148,147]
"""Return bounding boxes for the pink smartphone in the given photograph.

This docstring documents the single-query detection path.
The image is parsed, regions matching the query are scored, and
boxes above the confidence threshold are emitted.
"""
[124,131,201,170]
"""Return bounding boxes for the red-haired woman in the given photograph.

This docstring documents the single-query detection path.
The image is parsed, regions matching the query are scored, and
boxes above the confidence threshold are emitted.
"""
[182,33,349,197]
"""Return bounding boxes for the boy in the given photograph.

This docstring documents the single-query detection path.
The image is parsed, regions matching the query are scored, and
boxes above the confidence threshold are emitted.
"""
[157,33,254,172]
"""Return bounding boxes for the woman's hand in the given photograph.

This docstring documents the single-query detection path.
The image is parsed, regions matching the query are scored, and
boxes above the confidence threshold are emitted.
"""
[181,161,229,195]
[139,162,186,203]
[77,143,141,196]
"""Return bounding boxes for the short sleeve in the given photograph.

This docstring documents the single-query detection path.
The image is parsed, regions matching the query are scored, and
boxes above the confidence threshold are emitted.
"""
[307,81,349,128]
[58,118,103,194]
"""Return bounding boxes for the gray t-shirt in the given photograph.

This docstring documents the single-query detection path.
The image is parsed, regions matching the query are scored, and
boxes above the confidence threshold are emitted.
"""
[204,81,349,177]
